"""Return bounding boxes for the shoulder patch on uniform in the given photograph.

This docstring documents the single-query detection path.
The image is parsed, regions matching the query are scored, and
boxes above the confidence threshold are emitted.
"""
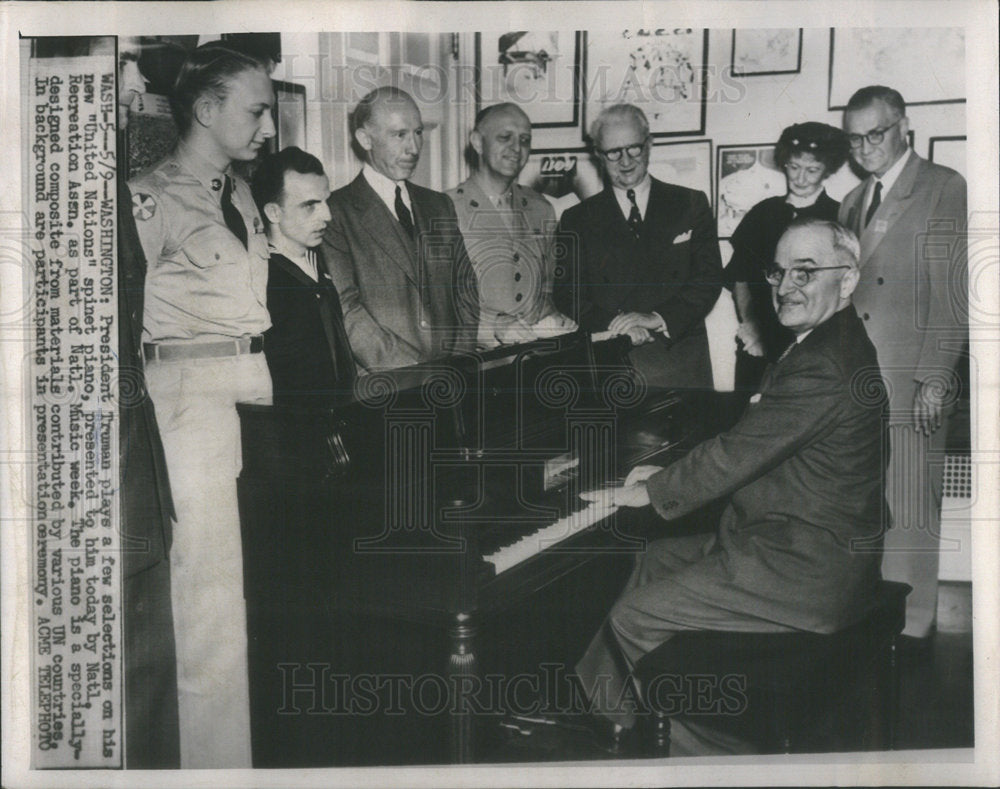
[132,192,156,221]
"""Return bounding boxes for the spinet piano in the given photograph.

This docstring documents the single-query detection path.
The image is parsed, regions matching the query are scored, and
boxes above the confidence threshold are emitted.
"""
[237,330,720,766]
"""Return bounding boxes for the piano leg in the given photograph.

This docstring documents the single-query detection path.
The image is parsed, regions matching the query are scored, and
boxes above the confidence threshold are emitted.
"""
[448,612,477,763]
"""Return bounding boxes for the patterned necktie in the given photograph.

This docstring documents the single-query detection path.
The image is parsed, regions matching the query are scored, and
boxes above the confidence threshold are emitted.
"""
[864,180,883,228]
[221,175,248,249]
[395,184,415,239]
[626,188,642,239]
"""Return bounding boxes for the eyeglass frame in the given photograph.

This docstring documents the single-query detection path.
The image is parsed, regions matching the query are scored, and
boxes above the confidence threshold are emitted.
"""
[847,117,903,149]
[598,136,650,162]
[764,264,851,288]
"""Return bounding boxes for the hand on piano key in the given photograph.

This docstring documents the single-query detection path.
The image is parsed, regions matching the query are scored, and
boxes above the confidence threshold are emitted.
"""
[579,482,650,508]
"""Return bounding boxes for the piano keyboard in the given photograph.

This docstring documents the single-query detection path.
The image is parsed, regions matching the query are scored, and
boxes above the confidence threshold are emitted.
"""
[483,499,620,574]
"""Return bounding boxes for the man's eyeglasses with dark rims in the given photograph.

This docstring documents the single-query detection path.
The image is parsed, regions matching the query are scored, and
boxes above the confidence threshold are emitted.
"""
[599,138,649,161]
[764,264,851,287]
[847,118,902,148]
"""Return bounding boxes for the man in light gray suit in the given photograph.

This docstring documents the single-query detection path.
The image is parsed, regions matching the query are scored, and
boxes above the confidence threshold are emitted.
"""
[323,87,478,371]
[839,85,967,640]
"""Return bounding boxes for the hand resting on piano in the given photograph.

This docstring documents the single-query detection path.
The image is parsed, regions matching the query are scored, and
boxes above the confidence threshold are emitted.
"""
[579,464,664,509]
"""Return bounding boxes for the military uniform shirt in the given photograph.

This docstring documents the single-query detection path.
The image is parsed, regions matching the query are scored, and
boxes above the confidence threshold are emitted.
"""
[129,149,270,342]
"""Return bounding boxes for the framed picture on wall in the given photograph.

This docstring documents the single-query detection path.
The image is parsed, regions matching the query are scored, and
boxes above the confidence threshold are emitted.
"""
[649,139,713,204]
[730,29,802,76]
[274,80,307,151]
[715,144,786,239]
[475,31,582,129]
[828,28,965,110]
[582,28,708,140]
[929,136,967,179]
[517,148,602,220]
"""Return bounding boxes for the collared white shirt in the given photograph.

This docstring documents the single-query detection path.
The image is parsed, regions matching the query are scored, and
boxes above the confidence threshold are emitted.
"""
[269,240,318,282]
[864,148,912,218]
[363,163,413,223]
[611,174,652,221]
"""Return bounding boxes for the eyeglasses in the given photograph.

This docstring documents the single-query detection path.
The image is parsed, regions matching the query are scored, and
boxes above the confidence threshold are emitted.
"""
[599,138,648,161]
[847,118,902,148]
[764,264,851,287]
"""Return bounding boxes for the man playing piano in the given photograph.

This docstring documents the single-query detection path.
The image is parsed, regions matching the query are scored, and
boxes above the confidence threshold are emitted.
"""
[574,218,888,754]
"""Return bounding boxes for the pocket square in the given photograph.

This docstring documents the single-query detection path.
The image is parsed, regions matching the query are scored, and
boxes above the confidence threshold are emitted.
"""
[749,393,762,404]
[673,230,692,244]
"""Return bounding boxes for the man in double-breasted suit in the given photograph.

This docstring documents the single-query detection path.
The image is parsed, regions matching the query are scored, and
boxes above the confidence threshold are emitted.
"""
[323,87,478,372]
[574,219,887,752]
[839,85,967,639]
[554,103,722,389]
[252,147,356,403]
[447,103,576,347]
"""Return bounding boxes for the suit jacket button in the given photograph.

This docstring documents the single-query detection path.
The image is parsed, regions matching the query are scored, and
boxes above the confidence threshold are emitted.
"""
[877,277,884,285]
[514,272,521,282]
[863,312,870,320]
[515,293,523,302]
[513,252,520,262]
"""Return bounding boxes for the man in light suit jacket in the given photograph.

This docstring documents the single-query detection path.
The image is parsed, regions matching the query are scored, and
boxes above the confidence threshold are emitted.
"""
[554,103,722,389]
[323,87,479,372]
[447,103,576,347]
[838,85,967,640]
[252,147,356,403]
[575,220,887,752]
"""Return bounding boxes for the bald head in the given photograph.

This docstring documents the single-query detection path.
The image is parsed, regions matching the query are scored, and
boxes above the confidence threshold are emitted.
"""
[352,87,423,180]
[471,102,532,185]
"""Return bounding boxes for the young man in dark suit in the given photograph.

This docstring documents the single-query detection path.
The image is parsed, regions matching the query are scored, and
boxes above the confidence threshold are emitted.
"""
[575,219,888,754]
[322,87,479,372]
[554,103,722,388]
[252,147,356,403]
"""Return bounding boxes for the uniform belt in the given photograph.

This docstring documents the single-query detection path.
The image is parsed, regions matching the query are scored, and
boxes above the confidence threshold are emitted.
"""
[143,336,264,362]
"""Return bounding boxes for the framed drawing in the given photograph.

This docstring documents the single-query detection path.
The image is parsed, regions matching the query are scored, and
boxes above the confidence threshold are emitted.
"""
[731,29,802,76]
[517,149,602,220]
[582,28,708,140]
[715,144,786,239]
[274,80,307,151]
[649,139,713,204]
[828,28,965,110]
[929,136,967,179]
[475,31,582,128]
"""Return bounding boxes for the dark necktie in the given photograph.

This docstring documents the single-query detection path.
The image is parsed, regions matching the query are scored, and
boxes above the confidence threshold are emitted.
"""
[395,184,414,239]
[221,175,248,249]
[626,188,642,238]
[864,180,883,228]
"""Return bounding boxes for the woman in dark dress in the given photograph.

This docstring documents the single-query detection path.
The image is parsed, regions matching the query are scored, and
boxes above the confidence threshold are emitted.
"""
[726,122,850,396]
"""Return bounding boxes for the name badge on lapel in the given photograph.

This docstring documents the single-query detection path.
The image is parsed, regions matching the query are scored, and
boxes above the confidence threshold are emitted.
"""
[873,219,888,234]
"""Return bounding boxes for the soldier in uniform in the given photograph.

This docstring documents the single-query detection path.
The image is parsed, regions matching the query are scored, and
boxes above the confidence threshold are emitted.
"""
[447,103,576,347]
[127,42,275,768]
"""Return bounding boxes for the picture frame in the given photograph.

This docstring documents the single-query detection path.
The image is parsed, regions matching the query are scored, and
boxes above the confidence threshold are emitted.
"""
[828,27,965,110]
[649,139,713,204]
[582,28,708,140]
[517,148,602,220]
[730,29,802,77]
[274,80,307,151]
[475,31,582,129]
[929,135,967,179]
[715,143,786,239]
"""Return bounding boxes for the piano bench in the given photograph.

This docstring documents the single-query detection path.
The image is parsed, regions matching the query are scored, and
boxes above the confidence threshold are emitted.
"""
[633,580,911,756]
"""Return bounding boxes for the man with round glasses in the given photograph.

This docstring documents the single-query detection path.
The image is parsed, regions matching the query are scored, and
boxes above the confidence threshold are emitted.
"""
[573,218,888,754]
[554,103,722,389]
[839,85,968,643]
